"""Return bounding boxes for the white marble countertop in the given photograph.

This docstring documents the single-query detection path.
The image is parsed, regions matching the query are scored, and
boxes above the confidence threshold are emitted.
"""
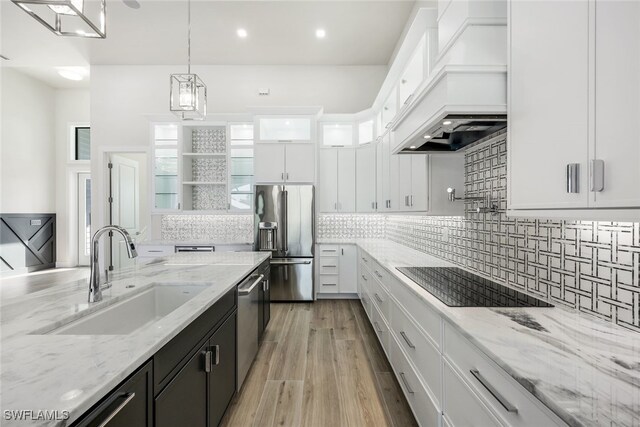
[352,239,640,427]
[0,252,270,427]
[137,239,253,246]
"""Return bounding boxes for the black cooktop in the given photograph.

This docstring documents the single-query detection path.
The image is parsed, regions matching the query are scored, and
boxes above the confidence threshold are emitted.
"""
[396,267,553,308]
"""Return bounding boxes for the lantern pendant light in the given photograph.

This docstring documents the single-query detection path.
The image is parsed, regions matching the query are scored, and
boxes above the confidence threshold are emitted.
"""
[11,0,106,38]
[170,0,207,120]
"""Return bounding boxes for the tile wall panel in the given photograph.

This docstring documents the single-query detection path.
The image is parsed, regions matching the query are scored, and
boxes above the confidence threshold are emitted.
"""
[161,215,253,243]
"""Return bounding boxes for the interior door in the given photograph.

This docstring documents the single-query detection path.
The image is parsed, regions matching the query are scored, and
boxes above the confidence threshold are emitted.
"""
[592,0,640,207]
[337,149,356,212]
[77,173,91,266]
[110,154,140,269]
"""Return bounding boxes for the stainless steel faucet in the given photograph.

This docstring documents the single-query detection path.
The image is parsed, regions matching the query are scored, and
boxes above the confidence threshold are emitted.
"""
[88,225,138,303]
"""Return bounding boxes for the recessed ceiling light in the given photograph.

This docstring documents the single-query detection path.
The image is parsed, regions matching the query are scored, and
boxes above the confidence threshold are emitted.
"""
[423,134,431,139]
[57,67,88,81]
[315,28,326,39]
[410,146,417,149]
[237,28,247,38]
[442,120,453,126]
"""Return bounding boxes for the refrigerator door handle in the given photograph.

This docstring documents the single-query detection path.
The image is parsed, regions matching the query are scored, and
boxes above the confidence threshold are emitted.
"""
[283,190,289,253]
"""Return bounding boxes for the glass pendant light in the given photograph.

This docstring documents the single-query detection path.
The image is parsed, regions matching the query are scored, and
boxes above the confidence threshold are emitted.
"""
[170,0,207,121]
[11,0,106,38]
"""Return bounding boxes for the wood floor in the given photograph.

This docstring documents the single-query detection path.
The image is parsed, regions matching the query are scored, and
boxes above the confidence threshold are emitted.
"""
[221,300,417,427]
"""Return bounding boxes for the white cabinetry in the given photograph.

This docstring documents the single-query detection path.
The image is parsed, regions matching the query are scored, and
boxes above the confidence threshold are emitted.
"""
[254,143,315,184]
[508,0,640,217]
[398,155,428,212]
[399,37,425,107]
[257,117,312,143]
[356,144,377,212]
[382,87,398,130]
[317,244,357,295]
[318,149,356,213]
[378,133,400,212]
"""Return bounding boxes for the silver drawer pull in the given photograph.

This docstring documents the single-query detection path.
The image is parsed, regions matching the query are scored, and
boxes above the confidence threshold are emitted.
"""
[566,163,579,193]
[470,369,518,414]
[590,159,605,192]
[399,373,414,394]
[374,293,383,303]
[323,283,337,286]
[97,392,136,427]
[375,270,383,278]
[324,265,337,268]
[322,249,337,253]
[361,274,368,281]
[400,331,415,349]
[362,257,368,263]
[373,321,383,333]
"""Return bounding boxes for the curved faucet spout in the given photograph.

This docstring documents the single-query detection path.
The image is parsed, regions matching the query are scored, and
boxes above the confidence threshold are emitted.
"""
[88,225,138,303]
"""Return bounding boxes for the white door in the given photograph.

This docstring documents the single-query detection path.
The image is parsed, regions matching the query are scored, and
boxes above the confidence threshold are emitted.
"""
[356,144,377,212]
[110,154,140,269]
[337,149,356,212]
[339,245,358,293]
[285,144,315,183]
[592,0,640,208]
[398,156,412,211]
[254,144,286,183]
[410,155,429,211]
[77,173,91,266]
[318,149,338,212]
[508,0,589,209]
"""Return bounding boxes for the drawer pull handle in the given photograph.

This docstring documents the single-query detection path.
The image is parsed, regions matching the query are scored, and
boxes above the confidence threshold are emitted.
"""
[374,293,383,303]
[470,369,518,414]
[362,257,368,263]
[324,265,337,268]
[322,249,337,253]
[373,321,383,333]
[361,274,368,281]
[213,345,220,366]
[97,392,136,427]
[324,283,337,286]
[400,331,415,349]
[375,271,383,278]
[399,373,414,394]
[148,250,164,253]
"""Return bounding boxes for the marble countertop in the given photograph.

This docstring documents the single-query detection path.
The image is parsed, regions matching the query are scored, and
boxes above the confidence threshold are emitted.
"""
[353,239,640,427]
[0,251,270,427]
[137,239,253,246]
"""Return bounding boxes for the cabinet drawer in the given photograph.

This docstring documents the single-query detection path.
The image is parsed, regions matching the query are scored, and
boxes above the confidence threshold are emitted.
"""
[319,245,340,255]
[391,304,441,407]
[370,263,389,285]
[390,334,441,427]
[443,360,502,427]
[318,276,340,293]
[443,322,565,427]
[370,276,391,322]
[392,275,441,348]
[361,289,372,320]
[359,268,374,293]
[360,251,373,268]
[136,245,174,257]
[319,256,339,275]
[371,302,389,354]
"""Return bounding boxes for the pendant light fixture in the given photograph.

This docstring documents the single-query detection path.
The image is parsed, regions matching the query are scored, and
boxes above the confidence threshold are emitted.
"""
[11,0,106,38]
[170,0,207,120]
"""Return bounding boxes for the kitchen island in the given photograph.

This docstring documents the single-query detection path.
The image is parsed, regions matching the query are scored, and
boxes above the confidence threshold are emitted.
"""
[0,251,270,426]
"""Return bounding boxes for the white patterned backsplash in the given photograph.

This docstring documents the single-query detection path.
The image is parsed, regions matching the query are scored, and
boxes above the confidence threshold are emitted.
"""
[191,185,227,211]
[161,215,253,243]
[386,136,640,333]
[191,128,226,153]
[192,158,227,182]
[317,214,385,239]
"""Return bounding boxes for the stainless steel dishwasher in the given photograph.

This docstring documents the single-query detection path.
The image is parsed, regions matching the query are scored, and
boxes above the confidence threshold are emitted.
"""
[236,262,268,390]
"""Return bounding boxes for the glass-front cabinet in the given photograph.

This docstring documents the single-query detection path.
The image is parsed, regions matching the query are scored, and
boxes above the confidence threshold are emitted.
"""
[229,124,255,211]
[153,124,181,211]
[256,116,313,143]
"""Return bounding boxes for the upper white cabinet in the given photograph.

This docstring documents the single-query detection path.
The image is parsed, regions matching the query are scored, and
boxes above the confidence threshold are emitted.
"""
[508,0,640,217]
[399,37,425,107]
[318,148,356,212]
[382,87,398,131]
[322,123,354,147]
[377,133,399,211]
[257,116,312,143]
[254,143,315,183]
[358,120,375,145]
[356,143,377,212]
[592,0,640,208]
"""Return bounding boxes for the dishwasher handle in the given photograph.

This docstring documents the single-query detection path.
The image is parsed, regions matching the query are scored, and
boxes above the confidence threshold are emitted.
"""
[238,274,264,295]
[271,260,312,265]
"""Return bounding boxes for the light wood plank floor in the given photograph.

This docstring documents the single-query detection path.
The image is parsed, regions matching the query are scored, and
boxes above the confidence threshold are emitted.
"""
[221,300,417,427]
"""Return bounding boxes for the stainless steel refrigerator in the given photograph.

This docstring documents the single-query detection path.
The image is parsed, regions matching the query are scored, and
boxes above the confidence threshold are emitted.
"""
[254,185,314,301]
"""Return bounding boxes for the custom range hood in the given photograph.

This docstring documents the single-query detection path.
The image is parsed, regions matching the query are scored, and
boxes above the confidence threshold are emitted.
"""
[401,114,507,153]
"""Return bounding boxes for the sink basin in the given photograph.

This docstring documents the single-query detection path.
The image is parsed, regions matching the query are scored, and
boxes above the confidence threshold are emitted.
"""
[49,283,208,335]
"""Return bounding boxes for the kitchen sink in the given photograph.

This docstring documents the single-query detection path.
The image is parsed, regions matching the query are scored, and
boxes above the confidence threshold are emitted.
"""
[48,283,208,335]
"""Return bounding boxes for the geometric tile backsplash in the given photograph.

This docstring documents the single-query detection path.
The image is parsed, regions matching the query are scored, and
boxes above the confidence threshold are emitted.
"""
[317,214,386,239]
[386,136,640,333]
[161,214,253,243]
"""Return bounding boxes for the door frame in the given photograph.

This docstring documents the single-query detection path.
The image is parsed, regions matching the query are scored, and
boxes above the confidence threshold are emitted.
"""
[77,173,92,266]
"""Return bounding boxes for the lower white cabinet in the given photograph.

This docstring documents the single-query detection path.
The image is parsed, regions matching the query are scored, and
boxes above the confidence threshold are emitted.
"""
[316,244,357,295]
[357,247,568,427]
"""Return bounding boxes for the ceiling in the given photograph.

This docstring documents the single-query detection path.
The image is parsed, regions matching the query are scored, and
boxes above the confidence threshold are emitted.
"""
[1,0,416,88]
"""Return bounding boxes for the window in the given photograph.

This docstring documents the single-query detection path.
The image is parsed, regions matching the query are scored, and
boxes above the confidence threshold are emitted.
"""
[322,123,353,146]
[75,127,91,160]
[358,120,374,145]
[153,124,180,210]
[229,124,254,211]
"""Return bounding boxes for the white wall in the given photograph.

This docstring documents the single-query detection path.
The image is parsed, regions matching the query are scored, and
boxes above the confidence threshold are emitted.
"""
[90,64,386,231]
[55,89,90,267]
[1,68,56,213]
